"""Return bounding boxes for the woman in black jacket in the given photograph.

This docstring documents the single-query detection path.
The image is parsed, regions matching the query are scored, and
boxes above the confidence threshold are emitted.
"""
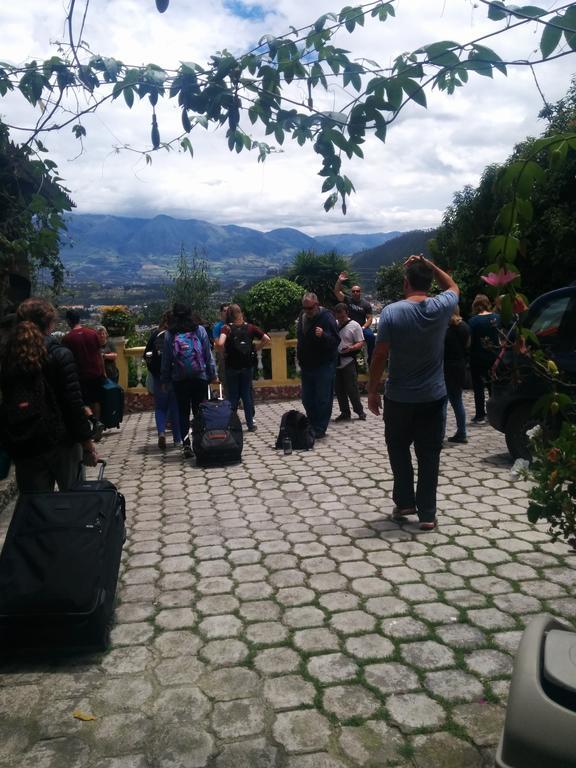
[0,298,97,492]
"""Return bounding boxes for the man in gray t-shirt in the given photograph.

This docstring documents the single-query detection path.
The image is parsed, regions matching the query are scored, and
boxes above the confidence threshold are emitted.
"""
[368,256,459,530]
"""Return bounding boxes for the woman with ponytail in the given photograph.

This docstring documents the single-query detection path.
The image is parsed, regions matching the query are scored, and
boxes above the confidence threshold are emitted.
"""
[0,298,97,492]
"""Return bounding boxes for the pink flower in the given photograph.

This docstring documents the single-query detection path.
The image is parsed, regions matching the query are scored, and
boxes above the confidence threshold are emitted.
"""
[481,269,519,287]
[513,295,528,313]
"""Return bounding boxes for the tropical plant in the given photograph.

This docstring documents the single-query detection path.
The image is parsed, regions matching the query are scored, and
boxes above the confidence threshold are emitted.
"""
[166,246,219,322]
[375,260,405,305]
[286,251,356,307]
[244,277,304,331]
[0,121,74,314]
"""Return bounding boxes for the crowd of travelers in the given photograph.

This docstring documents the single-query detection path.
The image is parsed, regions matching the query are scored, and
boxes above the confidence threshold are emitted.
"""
[0,255,502,533]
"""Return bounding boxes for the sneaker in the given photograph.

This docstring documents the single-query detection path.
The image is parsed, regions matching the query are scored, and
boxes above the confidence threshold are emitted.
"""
[447,433,468,444]
[182,444,193,459]
[248,424,257,432]
[419,520,437,531]
[357,412,367,421]
[471,415,486,424]
[158,435,166,450]
[334,414,351,422]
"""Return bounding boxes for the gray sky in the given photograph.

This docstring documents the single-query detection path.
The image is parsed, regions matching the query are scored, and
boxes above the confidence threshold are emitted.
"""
[2,1,573,236]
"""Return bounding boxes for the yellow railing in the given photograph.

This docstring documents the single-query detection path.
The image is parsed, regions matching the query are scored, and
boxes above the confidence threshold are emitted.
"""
[114,330,369,394]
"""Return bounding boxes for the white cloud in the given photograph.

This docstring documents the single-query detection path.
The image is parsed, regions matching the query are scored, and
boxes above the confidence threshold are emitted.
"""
[1,0,573,238]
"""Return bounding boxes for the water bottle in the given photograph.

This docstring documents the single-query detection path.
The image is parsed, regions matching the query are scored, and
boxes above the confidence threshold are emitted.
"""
[282,437,293,455]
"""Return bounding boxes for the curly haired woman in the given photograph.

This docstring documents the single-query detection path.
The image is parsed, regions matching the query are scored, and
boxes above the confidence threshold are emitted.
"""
[0,298,97,492]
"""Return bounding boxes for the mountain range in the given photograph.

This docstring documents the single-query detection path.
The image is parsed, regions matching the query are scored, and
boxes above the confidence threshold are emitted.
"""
[60,214,403,285]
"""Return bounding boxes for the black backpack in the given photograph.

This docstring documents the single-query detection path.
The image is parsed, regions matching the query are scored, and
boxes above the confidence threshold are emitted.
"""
[144,329,166,377]
[0,371,67,460]
[275,409,315,451]
[226,323,254,369]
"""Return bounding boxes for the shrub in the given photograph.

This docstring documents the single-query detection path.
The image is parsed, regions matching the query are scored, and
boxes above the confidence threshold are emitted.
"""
[244,278,304,331]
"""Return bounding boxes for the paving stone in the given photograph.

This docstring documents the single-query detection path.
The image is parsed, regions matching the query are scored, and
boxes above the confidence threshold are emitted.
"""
[400,641,455,669]
[493,593,542,614]
[273,710,331,753]
[293,627,340,652]
[466,650,513,678]
[264,675,316,709]
[197,594,240,615]
[18,737,91,768]
[276,587,315,606]
[424,669,484,702]
[0,684,41,718]
[198,667,260,701]
[495,563,538,580]
[254,647,301,675]
[93,711,153,754]
[319,591,359,612]
[364,662,420,694]
[387,693,446,731]
[467,608,516,631]
[238,600,280,621]
[493,630,524,654]
[211,698,266,738]
[345,633,394,660]
[283,606,326,628]
[381,616,429,640]
[436,623,487,649]
[308,572,348,592]
[330,610,376,634]
[246,621,289,645]
[152,686,211,725]
[200,639,249,666]
[198,614,242,639]
[307,653,358,683]
[339,721,405,765]
[323,684,380,720]
[365,596,409,617]
[412,732,483,768]
[150,726,214,768]
[284,754,348,768]
[91,676,155,712]
[153,630,202,658]
[412,602,460,624]
[235,581,274,600]
[452,702,506,746]
[213,738,278,768]
[154,656,206,686]
[155,607,196,630]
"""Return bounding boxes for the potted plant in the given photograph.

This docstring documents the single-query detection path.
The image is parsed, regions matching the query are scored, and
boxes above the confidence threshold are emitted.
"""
[100,305,135,338]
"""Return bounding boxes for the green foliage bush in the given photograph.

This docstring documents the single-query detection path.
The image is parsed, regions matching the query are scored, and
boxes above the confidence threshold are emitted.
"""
[244,277,304,331]
[286,251,356,307]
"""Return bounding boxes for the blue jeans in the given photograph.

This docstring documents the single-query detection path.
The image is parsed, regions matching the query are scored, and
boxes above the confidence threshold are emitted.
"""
[363,327,375,365]
[152,376,182,443]
[445,385,467,438]
[301,362,336,436]
[384,397,445,523]
[226,367,254,429]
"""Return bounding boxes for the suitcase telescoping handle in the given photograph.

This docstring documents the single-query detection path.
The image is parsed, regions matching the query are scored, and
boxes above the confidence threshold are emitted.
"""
[208,383,224,401]
[77,458,107,481]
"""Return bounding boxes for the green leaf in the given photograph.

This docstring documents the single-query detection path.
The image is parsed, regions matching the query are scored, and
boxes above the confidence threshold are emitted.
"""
[385,79,403,110]
[487,234,520,261]
[540,17,563,57]
[323,192,338,211]
[180,137,194,158]
[401,78,427,108]
[527,505,541,524]
[181,109,192,132]
[123,86,134,108]
[487,1,507,21]
[72,124,86,139]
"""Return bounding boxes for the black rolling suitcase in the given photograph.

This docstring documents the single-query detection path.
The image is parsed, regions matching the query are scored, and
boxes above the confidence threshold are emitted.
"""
[0,461,126,651]
[100,378,124,429]
[192,385,243,466]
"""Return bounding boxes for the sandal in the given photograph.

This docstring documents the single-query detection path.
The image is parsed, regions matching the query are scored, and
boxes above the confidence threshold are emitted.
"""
[391,507,416,521]
[419,520,437,531]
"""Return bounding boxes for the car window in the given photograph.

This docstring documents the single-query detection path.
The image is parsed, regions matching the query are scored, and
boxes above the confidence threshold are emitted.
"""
[528,296,571,344]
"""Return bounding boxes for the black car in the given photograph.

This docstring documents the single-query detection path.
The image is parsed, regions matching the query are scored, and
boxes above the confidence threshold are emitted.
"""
[487,285,576,460]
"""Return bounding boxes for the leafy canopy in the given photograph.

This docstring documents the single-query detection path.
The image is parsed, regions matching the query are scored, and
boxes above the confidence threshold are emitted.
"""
[1,0,575,215]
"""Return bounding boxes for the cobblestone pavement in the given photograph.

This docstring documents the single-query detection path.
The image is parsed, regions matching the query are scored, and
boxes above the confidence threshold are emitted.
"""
[1,395,575,768]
